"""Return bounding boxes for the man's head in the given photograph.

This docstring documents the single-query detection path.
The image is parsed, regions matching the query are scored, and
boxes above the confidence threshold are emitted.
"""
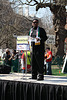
[6,48,9,53]
[32,19,39,29]
[5,48,9,54]
[13,49,16,55]
[46,47,50,52]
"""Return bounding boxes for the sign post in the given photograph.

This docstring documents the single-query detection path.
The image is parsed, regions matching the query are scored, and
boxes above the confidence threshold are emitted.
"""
[45,34,55,44]
[45,34,55,50]
[16,36,30,78]
[17,36,30,51]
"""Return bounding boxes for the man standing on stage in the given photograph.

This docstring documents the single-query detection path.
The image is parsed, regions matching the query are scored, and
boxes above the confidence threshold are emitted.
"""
[28,19,47,80]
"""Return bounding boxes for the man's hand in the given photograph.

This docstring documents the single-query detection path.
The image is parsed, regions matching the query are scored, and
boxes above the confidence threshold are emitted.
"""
[36,38,40,41]
[36,37,41,41]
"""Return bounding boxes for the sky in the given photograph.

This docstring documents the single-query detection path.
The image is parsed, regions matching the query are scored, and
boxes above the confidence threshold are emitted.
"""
[10,0,53,33]
[9,0,54,33]
[9,0,52,18]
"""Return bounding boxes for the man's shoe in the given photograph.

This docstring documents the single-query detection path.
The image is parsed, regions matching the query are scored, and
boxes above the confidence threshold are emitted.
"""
[29,76,37,79]
[32,75,37,79]
[37,74,44,81]
[37,77,44,81]
[29,77,37,80]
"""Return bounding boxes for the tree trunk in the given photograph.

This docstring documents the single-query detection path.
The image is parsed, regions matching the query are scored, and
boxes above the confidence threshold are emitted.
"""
[56,34,65,56]
[50,5,67,56]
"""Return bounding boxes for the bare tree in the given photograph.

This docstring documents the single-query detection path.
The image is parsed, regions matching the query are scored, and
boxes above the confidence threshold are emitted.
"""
[0,0,32,49]
[10,0,66,6]
[9,0,67,56]
[0,0,67,56]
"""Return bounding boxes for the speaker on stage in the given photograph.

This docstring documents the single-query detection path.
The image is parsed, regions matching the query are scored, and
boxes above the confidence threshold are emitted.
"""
[0,65,11,74]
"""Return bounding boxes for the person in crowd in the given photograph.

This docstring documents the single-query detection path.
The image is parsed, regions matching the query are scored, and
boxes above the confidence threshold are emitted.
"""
[10,49,19,72]
[28,19,47,80]
[2,48,11,66]
[0,56,2,61]
[45,47,52,75]
[20,50,25,73]
[24,51,32,73]
[21,50,31,73]
[2,48,9,60]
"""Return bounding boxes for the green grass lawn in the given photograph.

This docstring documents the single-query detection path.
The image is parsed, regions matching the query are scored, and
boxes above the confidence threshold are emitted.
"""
[1,61,67,76]
[52,65,67,76]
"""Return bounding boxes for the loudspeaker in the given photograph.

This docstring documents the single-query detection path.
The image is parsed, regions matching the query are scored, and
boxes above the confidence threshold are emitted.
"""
[0,65,11,74]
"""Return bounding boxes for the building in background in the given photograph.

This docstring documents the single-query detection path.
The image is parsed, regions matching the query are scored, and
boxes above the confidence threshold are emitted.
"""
[18,5,23,15]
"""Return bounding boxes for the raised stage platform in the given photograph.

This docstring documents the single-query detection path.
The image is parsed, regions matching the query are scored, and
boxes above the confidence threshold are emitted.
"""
[0,73,67,100]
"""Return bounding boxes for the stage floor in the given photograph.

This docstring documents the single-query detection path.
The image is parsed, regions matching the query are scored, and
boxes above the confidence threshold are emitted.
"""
[0,73,67,85]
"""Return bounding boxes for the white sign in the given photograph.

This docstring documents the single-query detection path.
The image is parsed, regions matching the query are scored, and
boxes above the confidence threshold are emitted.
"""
[16,36,30,51]
[46,34,55,44]
[17,44,30,51]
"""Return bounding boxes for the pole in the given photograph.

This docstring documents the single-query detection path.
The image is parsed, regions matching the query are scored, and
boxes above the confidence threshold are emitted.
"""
[50,44,52,51]
[25,50,27,74]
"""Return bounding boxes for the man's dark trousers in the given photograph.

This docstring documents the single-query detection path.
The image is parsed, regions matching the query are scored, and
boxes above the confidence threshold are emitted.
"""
[31,42,44,79]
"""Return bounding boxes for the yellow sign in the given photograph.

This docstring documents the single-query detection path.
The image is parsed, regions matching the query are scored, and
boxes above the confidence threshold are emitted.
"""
[17,36,29,44]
